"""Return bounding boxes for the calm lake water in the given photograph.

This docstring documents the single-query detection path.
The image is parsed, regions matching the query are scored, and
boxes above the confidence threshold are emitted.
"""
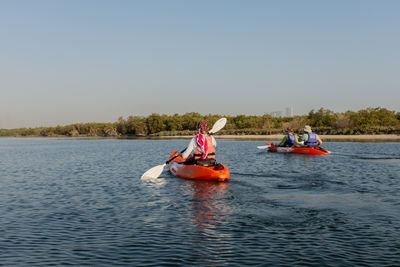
[1,138,399,266]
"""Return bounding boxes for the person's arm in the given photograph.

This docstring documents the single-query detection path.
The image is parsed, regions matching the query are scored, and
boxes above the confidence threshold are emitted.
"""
[181,138,196,159]
[211,136,216,148]
[317,134,323,146]
[279,136,288,146]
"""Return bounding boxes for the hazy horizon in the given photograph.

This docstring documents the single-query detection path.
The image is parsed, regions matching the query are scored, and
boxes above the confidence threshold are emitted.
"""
[1,0,399,129]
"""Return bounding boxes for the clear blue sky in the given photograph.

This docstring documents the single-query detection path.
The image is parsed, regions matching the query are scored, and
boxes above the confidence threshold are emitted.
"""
[1,0,399,128]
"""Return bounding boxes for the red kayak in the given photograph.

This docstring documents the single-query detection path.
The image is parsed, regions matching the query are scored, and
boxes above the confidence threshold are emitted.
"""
[259,143,330,155]
[167,151,230,181]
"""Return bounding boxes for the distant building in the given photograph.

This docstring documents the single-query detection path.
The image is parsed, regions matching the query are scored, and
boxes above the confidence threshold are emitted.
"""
[285,107,294,117]
[268,108,293,117]
[270,111,283,117]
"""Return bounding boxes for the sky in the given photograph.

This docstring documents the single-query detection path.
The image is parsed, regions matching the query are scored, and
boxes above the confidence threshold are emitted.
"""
[1,0,399,129]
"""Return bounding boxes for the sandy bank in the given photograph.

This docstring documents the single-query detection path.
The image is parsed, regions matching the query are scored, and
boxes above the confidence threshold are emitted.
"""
[157,134,400,142]
[217,134,400,142]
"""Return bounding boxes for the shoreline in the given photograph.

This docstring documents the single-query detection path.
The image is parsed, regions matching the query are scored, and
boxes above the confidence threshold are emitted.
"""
[154,134,400,142]
[1,134,400,142]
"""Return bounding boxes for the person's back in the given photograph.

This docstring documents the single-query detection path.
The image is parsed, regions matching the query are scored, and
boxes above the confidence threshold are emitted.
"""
[301,125,322,147]
[279,127,298,147]
[181,120,217,165]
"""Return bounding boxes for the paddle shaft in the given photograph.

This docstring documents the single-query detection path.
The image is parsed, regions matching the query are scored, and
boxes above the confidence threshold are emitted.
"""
[165,148,186,164]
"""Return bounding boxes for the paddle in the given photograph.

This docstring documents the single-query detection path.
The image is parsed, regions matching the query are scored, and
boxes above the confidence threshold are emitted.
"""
[257,142,272,149]
[141,118,227,180]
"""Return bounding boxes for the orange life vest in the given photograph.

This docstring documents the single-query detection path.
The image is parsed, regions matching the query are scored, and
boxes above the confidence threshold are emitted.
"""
[194,135,215,160]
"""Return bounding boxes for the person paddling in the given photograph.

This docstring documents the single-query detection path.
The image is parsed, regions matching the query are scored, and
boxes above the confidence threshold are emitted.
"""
[279,127,299,147]
[181,120,216,165]
[300,125,323,147]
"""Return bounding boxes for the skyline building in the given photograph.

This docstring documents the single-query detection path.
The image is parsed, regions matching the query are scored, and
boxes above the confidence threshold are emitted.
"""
[269,111,283,117]
[269,107,294,117]
[285,107,294,117]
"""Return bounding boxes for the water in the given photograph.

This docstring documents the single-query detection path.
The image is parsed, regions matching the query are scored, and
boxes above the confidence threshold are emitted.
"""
[1,138,399,266]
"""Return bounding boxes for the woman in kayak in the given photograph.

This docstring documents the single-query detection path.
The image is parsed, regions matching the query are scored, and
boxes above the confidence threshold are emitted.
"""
[300,125,323,147]
[181,120,216,165]
[279,127,299,147]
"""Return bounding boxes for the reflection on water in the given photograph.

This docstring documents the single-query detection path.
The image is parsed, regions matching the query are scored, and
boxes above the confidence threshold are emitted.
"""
[141,175,167,186]
[189,181,230,230]
[185,181,234,265]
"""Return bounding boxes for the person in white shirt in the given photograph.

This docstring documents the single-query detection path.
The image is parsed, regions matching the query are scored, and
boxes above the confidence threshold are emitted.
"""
[181,120,216,164]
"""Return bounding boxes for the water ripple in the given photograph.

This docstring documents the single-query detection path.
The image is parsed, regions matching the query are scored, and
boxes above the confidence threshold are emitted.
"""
[1,139,400,266]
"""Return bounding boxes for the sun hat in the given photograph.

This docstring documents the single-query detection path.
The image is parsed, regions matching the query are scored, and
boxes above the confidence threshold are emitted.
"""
[303,125,312,133]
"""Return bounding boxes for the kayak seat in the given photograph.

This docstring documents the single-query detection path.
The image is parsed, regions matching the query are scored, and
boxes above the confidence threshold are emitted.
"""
[196,158,217,167]
[214,163,225,170]
[183,158,216,167]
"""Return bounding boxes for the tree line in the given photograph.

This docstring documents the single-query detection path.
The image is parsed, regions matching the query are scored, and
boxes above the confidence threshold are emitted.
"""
[1,107,399,137]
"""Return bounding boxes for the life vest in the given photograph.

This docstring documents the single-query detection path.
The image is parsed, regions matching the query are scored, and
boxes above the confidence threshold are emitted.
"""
[194,135,215,160]
[304,133,319,146]
[285,133,296,146]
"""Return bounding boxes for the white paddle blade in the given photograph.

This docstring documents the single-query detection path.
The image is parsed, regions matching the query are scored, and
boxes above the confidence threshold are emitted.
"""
[209,118,227,134]
[141,164,166,179]
[258,142,272,149]
[141,176,166,185]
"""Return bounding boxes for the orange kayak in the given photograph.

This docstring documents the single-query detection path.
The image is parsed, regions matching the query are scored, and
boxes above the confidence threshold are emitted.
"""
[167,151,230,182]
[267,144,330,155]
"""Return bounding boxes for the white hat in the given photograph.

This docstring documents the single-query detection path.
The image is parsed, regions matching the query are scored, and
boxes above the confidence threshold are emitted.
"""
[303,125,312,133]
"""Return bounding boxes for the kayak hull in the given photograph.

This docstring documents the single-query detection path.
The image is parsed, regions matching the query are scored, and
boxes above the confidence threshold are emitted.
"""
[167,151,230,182]
[268,144,330,155]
